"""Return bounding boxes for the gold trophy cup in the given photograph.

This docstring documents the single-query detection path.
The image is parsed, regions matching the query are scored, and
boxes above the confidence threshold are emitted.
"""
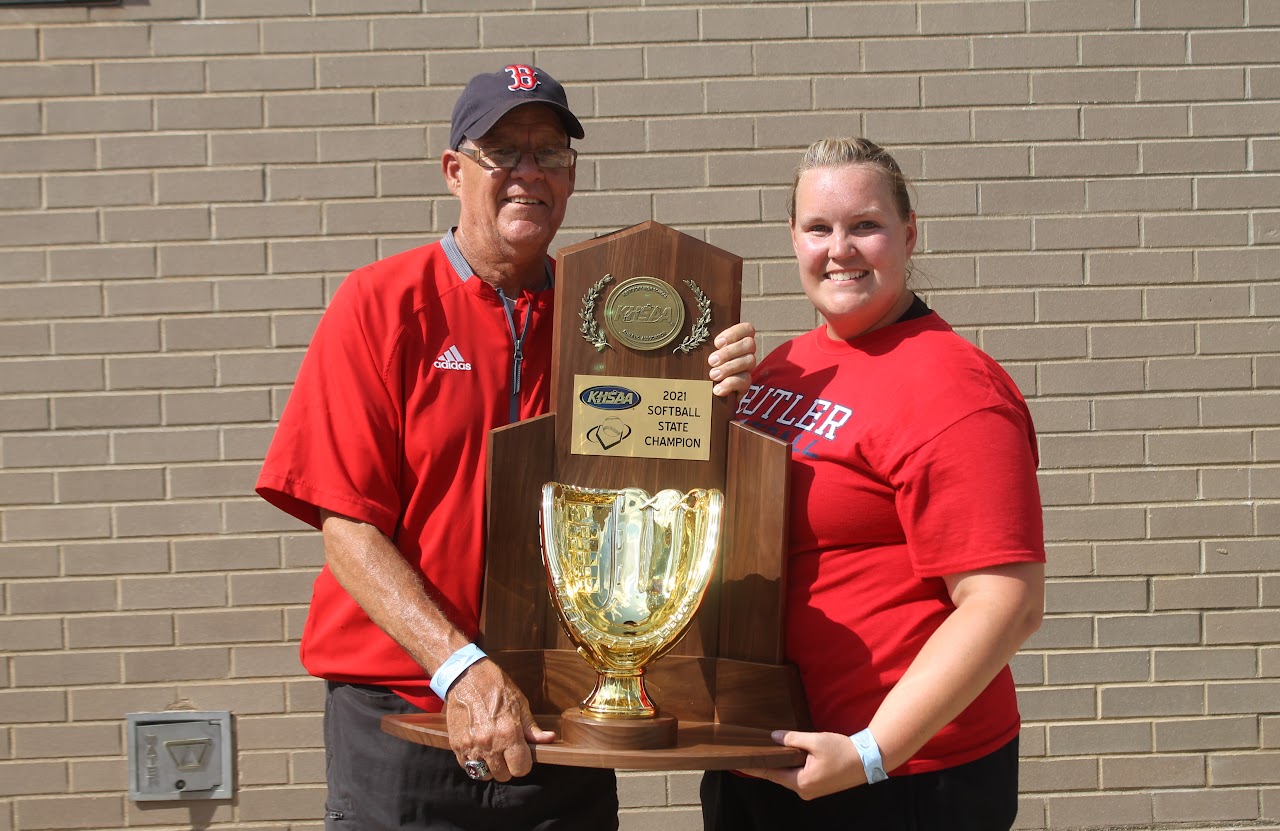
[541,483,722,748]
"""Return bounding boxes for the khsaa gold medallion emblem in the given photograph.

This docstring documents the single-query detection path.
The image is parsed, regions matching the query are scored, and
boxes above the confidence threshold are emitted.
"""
[603,276,686,351]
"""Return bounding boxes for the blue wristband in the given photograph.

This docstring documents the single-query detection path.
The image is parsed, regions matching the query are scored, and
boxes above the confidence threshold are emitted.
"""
[850,728,888,784]
[429,643,488,700]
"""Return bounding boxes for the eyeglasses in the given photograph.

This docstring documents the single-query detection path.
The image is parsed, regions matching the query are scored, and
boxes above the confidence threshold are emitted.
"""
[457,145,578,170]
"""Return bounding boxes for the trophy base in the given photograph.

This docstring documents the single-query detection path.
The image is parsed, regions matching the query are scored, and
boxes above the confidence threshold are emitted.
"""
[560,708,678,751]
[381,713,806,770]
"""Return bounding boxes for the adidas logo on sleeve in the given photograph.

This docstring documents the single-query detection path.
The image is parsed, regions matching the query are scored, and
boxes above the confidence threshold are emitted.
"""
[433,346,472,371]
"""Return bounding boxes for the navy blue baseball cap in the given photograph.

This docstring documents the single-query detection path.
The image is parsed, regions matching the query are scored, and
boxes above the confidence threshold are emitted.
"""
[449,64,585,150]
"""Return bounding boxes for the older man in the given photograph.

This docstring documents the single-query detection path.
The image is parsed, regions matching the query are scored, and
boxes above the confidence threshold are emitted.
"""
[256,65,756,831]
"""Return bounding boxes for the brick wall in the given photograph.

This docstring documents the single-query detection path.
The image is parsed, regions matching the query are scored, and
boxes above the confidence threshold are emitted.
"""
[1,1,1277,829]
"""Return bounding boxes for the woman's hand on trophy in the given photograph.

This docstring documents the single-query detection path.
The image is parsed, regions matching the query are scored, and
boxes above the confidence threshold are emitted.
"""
[708,321,757,397]
[444,658,556,782]
[737,729,866,800]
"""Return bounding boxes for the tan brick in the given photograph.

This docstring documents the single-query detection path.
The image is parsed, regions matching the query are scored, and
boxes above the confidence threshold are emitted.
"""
[1082,31,1187,64]
[158,242,267,279]
[1097,612,1201,647]
[102,206,210,243]
[236,714,323,751]
[1199,174,1280,210]
[1142,67,1246,103]
[210,130,319,166]
[218,350,307,385]
[167,463,261,500]
[1149,356,1252,391]
[319,126,425,163]
[0,618,63,653]
[1034,70,1139,104]
[1203,393,1280,428]
[177,609,282,645]
[1049,722,1153,756]
[708,78,813,115]
[12,653,121,688]
[705,152,793,188]
[1040,359,1145,395]
[1150,503,1254,540]
[1093,469,1198,504]
[286,677,325,712]
[124,647,230,683]
[1043,543,1092,576]
[982,326,1086,361]
[63,540,169,576]
[221,424,277,460]
[0,357,104,395]
[1156,787,1261,824]
[282,534,324,569]
[324,199,432,235]
[0,65,94,98]
[45,98,152,135]
[1210,749,1280,784]
[113,501,223,537]
[1046,650,1149,684]
[1101,754,1205,789]
[97,60,204,95]
[0,251,45,285]
[14,795,124,831]
[1033,142,1141,177]
[1083,104,1190,140]
[1206,610,1280,645]
[229,571,316,606]
[924,72,1031,108]
[0,545,57,578]
[1020,757,1098,792]
[45,247,153,282]
[0,175,40,209]
[53,393,161,430]
[90,0,199,20]
[66,614,174,649]
[69,758,127,793]
[43,175,149,213]
[1191,28,1279,63]
[0,470,53,505]
[1198,248,1280,282]
[1201,468,1253,500]
[1045,577,1148,612]
[205,0,309,16]
[1089,250,1194,286]
[262,19,369,53]
[57,468,165,504]
[152,20,259,55]
[865,37,970,72]
[123,800,234,829]
[1036,215,1140,250]
[238,750,290,786]
[974,107,1082,141]
[119,574,227,610]
[1103,683,1208,721]
[4,506,113,542]
[1147,284,1251,320]
[235,784,325,821]
[0,323,50,357]
[1087,176,1191,211]
[482,11,589,47]
[0,691,65,725]
[0,210,98,247]
[233,644,306,678]
[174,681,287,716]
[1093,395,1199,430]
[1192,102,1280,137]
[53,319,160,356]
[1155,648,1258,682]
[0,26,38,60]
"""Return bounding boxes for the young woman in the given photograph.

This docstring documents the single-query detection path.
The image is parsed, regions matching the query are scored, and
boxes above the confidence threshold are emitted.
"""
[702,138,1046,830]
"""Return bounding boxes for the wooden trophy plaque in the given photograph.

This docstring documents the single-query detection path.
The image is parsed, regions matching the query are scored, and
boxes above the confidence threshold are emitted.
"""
[382,221,807,769]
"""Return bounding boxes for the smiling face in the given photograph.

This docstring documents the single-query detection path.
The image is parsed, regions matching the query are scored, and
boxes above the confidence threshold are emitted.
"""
[790,163,918,341]
[442,103,576,289]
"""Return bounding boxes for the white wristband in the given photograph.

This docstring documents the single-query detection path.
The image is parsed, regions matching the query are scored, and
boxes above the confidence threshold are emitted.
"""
[429,643,487,700]
[850,728,888,784]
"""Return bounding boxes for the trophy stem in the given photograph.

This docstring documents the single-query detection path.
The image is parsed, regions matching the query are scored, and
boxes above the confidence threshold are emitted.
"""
[582,669,655,719]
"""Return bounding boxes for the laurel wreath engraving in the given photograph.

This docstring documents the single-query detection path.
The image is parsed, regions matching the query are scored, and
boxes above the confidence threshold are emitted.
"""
[579,273,614,351]
[672,279,712,354]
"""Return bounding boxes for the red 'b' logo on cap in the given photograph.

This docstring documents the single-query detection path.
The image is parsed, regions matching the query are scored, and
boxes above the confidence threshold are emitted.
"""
[504,64,539,91]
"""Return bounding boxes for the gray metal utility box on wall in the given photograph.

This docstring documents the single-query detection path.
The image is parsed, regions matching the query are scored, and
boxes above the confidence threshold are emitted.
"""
[126,711,234,802]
